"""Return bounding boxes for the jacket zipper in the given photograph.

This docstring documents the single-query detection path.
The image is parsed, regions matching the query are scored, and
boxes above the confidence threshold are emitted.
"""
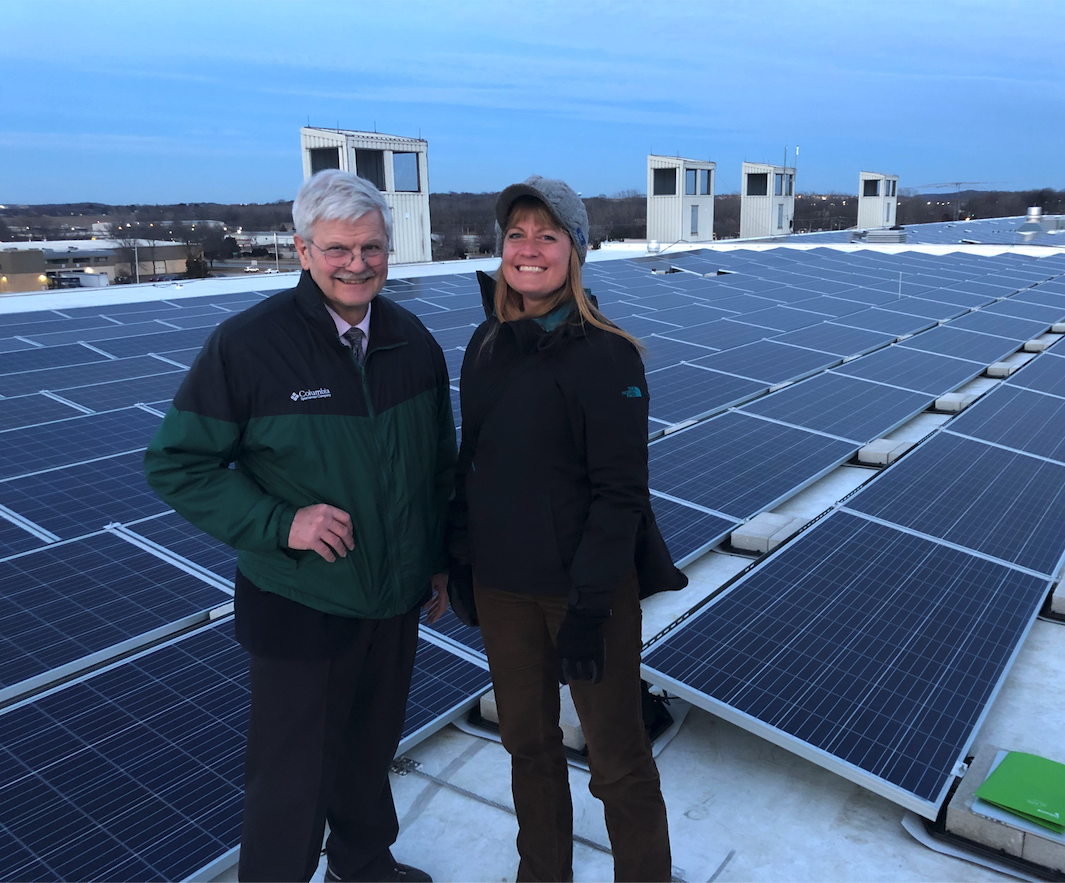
[356,353,402,606]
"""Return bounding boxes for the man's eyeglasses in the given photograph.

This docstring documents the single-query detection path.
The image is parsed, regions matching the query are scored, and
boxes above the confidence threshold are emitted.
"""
[309,240,389,268]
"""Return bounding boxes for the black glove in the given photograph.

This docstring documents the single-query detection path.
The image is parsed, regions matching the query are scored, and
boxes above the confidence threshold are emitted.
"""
[555,607,610,685]
[447,563,478,628]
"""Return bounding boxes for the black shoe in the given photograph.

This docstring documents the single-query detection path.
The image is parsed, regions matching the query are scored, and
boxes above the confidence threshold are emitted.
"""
[325,863,432,883]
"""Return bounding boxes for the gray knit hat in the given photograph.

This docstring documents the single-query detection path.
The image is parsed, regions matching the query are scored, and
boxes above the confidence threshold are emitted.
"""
[495,175,589,264]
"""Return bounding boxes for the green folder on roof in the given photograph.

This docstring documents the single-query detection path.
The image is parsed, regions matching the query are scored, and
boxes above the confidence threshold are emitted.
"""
[975,751,1065,834]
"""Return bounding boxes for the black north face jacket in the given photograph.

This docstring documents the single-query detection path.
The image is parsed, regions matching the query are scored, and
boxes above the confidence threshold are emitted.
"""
[451,273,686,611]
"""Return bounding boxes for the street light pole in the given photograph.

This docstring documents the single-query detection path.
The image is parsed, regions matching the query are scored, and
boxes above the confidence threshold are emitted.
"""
[134,242,140,284]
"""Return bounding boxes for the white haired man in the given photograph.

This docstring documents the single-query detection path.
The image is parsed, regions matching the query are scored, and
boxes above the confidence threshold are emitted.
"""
[145,169,455,882]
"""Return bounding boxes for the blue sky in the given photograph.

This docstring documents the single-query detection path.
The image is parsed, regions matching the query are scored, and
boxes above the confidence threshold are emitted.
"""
[3,0,1063,204]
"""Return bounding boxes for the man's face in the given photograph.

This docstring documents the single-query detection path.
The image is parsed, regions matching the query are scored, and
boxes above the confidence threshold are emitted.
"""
[294,212,389,324]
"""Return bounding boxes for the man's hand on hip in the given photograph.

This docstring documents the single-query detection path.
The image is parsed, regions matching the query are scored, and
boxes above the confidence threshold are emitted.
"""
[288,504,354,562]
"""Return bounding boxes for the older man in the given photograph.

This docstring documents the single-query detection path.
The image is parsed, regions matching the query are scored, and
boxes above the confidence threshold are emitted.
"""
[145,169,455,882]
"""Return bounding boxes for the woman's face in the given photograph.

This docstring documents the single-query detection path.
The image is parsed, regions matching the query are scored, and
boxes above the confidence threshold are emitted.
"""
[500,209,572,308]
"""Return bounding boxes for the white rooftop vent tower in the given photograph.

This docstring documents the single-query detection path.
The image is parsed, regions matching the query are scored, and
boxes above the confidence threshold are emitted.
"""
[300,127,431,264]
[856,172,899,228]
[739,161,795,239]
[646,155,716,244]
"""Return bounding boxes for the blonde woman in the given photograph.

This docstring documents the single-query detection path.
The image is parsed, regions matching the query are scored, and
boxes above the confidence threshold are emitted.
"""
[448,176,684,882]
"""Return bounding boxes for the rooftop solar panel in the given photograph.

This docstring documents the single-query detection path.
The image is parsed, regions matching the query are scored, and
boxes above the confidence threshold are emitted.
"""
[877,297,969,322]
[20,320,180,348]
[736,307,824,333]
[648,412,854,520]
[898,326,1019,364]
[421,306,485,332]
[982,298,1065,325]
[650,494,737,566]
[0,408,160,480]
[51,372,188,413]
[0,343,109,377]
[640,335,716,373]
[846,431,1065,577]
[784,296,869,318]
[122,511,237,583]
[0,316,120,340]
[832,346,984,395]
[642,510,1048,818]
[919,288,995,309]
[1005,351,1065,396]
[0,451,168,540]
[689,340,838,385]
[949,310,1050,341]
[91,327,215,359]
[0,394,84,432]
[738,373,932,444]
[657,319,769,351]
[0,355,180,397]
[835,308,936,337]
[947,384,1065,464]
[646,364,765,425]
[0,532,232,701]
[771,323,895,358]
[0,517,43,560]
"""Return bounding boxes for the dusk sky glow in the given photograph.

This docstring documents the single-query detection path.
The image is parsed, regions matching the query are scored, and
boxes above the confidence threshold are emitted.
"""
[3,0,1063,204]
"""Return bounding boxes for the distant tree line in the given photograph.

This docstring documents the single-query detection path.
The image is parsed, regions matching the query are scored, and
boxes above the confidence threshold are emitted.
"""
[3,188,1063,253]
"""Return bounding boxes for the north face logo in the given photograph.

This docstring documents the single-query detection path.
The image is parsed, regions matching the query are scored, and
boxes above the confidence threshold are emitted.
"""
[290,388,332,402]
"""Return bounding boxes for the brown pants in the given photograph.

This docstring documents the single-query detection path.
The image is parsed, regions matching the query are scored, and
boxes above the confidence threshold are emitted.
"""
[475,574,671,883]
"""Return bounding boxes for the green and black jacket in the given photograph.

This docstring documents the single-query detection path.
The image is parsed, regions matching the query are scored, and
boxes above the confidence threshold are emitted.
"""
[144,271,457,620]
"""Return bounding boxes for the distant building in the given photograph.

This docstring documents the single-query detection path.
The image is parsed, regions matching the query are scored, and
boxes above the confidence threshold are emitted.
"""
[740,161,795,239]
[0,240,191,293]
[299,127,432,264]
[234,232,297,259]
[856,172,899,229]
[646,155,716,244]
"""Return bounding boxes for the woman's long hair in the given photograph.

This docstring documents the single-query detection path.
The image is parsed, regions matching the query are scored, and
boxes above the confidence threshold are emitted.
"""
[494,198,643,351]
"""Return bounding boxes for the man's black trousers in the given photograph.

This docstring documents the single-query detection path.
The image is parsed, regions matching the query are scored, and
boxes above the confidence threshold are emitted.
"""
[236,602,420,882]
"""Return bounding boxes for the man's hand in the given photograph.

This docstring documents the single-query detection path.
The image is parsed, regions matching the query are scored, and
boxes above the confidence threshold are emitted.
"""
[423,572,449,624]
[288,504,354,562]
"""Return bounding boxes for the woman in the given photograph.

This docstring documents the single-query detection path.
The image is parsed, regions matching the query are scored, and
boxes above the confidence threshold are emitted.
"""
[448,175,686,882]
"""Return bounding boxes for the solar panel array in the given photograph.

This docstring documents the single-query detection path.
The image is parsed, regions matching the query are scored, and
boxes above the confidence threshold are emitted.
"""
[2,244,1065,878]
[642,313,1065,820]
[784,215,1065,248]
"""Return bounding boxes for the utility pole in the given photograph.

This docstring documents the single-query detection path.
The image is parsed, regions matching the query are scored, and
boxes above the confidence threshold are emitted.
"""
[274,231,280,272]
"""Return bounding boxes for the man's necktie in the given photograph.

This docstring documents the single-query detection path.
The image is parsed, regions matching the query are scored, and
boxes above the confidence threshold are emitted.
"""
[343,327,366,367]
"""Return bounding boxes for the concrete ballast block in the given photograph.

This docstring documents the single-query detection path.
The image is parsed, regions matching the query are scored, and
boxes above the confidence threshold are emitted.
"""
[731,512,807,554]
[986,352,1037,378]
[946,743,1024,857]
[1052,322,1065,334]
[1051,587,1065,616]
[1024,332,1063,353]
[935,392,980,412]
[857,438,916,465]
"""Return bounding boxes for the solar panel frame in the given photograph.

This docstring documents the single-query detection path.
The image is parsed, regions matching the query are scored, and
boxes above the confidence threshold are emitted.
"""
[0,355,181,397]
[737,373,933,444]
[0,394,84,432]
[1005,351,1065,397]
[832,346,985,396]
[897,326,1020,365]
[845,431,1065,577]
[120,512,238,585]
[0,451,169,540]
[945,384,1065,465]
[649,494,738,567]
[646,363,766,426]
[0,407,161,480]
[0,531,233,703]
[648,411,855,520]
[688,340,839,385]
[0,343,110,377]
